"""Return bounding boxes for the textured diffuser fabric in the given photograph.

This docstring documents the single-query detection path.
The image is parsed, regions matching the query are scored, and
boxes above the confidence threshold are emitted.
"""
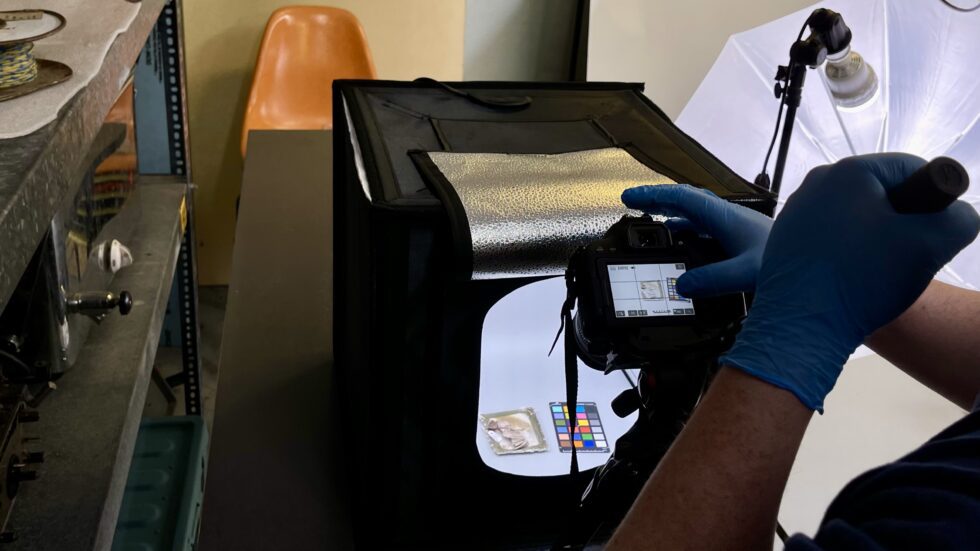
[427,147,675,279]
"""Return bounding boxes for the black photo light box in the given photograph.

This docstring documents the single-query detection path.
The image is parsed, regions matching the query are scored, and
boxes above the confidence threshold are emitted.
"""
[333,80,772,548]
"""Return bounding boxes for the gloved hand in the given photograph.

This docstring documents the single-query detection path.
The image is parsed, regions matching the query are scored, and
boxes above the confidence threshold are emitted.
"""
[622,184,773,297]
[721,153,980,412]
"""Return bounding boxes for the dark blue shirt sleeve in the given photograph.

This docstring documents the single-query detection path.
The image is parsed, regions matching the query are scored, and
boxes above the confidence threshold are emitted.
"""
[784,400,980,550]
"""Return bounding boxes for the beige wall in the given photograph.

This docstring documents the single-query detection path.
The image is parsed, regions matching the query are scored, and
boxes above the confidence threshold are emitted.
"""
[588,0,816,120]
[183,0,465,284]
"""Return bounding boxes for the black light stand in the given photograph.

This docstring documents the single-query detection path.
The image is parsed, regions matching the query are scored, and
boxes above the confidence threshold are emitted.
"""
[757,9,854,196]
[770,62,810,196]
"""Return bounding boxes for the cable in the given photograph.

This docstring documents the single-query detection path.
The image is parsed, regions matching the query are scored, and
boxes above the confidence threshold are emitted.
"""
[413,77,532,110]
[776,521,790,543]
[759,95,788,180]
[0,42,39,89]
[940,0,980,12]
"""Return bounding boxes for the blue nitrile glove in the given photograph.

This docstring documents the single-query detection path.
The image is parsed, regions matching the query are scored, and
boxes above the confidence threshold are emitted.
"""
[722,153,980,412]
[622,184,773,297]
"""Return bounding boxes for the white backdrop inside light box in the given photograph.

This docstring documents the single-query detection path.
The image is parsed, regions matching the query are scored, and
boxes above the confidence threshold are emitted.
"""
[477,277,639,476]
[588,0,977,543]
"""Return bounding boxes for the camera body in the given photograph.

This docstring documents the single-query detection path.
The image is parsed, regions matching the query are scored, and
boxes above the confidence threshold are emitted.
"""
[556,215,750,546]
[570,215,746,372]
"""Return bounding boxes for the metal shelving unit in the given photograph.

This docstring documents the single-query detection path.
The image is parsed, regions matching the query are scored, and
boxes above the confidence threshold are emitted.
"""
[0,0,205,546]
[134,0,203,415]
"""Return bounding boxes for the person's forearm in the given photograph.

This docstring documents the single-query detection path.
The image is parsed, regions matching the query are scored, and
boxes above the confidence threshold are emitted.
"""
[607,368,813,551]
[867,281,980,410]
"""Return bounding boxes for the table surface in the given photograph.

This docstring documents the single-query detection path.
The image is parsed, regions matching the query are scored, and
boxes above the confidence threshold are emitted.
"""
[200,130,352,549]
[0,0,167,312]
[6,182,186,551]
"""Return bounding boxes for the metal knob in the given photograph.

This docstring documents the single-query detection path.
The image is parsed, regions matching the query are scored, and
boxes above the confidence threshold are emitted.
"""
[66,291,133,322]
[611,388,642,418]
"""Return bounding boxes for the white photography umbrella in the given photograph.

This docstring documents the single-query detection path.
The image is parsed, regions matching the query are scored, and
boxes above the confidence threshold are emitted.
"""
[678,0,980,289]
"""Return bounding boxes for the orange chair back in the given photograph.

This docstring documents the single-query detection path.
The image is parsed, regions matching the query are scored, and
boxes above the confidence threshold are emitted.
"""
[241,6,376,157]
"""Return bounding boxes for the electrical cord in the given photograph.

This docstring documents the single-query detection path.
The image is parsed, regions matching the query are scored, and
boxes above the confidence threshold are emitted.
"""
[0,42,38,89]
[759,93,788,181]
[413,77,532,110]
[776,521,790,543]
[940,0,980,12]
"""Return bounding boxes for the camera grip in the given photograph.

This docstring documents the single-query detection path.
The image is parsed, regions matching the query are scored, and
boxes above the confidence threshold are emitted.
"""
[887,157,969,214]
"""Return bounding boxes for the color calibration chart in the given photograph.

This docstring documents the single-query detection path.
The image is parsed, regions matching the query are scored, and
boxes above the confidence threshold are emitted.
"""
[549,402,610,453]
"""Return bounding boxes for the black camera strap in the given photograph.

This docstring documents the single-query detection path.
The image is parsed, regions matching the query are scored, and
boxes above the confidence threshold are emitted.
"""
[563,299,580,476]
[550,253,583,475]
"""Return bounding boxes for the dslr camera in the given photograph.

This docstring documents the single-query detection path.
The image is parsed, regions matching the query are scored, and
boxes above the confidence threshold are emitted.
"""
[554,214,747,546]
[569,214,746,373]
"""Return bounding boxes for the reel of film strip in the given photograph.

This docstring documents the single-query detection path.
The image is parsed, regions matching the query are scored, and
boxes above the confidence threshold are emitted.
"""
[0,9,72,102]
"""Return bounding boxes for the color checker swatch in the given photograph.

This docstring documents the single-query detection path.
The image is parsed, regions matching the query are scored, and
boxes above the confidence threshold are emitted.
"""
[549,402,610,453]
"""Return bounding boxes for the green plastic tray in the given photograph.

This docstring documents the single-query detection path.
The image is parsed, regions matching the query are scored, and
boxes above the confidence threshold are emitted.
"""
[113,416,208,551]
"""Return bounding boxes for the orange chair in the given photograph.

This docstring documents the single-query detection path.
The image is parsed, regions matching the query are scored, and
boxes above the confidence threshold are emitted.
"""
[241,6,376,157]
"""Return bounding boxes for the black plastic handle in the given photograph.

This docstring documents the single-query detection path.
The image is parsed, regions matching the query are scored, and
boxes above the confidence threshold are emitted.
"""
[887,157,969,214]
[117,291,133,315]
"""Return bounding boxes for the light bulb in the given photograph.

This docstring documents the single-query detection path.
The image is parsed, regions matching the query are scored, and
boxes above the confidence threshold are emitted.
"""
[823,45,879,109]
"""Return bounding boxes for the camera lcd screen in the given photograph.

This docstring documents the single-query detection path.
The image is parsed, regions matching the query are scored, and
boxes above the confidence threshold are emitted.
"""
[606,263,695,318]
